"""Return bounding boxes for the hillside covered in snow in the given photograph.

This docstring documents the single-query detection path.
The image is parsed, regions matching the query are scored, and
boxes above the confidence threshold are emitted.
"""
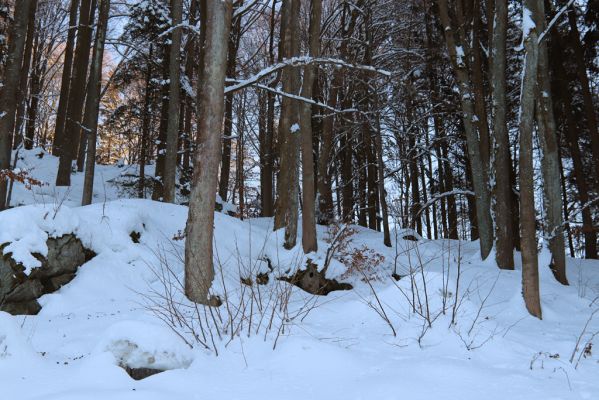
[1,150,598,400]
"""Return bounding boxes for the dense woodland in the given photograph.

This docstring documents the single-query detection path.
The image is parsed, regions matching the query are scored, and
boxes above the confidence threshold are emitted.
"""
[0,0,597,318]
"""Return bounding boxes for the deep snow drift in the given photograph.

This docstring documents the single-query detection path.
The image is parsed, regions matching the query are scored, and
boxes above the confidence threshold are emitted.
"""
[0,149,598,399]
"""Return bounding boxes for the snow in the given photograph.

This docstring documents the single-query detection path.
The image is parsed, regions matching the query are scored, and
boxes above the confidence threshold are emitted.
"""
[522,7,535,41]
[1,150,599,399]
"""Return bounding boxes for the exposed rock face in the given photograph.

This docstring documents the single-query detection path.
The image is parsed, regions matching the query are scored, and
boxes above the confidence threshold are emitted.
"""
[0,234,94,315]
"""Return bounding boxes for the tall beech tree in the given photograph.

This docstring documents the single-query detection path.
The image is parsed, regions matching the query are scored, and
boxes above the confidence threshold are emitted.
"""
[184,0,232,304]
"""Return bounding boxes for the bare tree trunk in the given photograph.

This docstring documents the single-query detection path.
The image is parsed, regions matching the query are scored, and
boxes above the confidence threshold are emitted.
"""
[490,0,514,269]
[152,44,171,200]
[52,0,79,156]
[0,0,34,210]
[375,112,391,247]
[260,0,278,217]
[184,0,232,304]
[12,0,36,149]
[139,44,153,199]
[519,0,542,318]
[552,34,597,259]
[24,21,44,150]
[273,0,301,249]
[536,14,567,284]
[437,0,493,259]
[316,3,361,224]
[564,5,599,182]
[162,0,183,203]
[298,0,321,253]
[56,0,93,186]
[218,1,242,202]
[81,0,109,206]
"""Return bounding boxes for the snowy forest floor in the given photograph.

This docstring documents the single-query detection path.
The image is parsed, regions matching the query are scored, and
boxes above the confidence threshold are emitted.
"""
[1,149,599,399]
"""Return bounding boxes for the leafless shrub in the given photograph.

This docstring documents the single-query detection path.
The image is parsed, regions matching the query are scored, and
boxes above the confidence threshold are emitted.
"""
[569,307,599,369]
[138,234,322,355]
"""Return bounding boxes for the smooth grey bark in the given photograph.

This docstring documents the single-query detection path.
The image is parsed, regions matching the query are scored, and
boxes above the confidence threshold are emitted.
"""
[81,0,110,206]
[536,6,567,285]
[162,0,182,203]
[184,0,232,304]
[273,0,301,249]
[518,0,542,319]
[0,0,34,210]
[299,0,321,254]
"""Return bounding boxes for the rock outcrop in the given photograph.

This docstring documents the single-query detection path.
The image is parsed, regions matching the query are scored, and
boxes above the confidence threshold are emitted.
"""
[0,234,94,315]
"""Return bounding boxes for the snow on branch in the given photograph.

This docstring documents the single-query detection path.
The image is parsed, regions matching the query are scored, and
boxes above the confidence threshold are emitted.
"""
[538,0,576,44]
[415,190,475,217]
[228,79,358,114]
[225,56,391,94]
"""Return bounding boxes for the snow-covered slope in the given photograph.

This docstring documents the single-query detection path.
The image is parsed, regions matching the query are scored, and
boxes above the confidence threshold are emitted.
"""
[1,151,598,399]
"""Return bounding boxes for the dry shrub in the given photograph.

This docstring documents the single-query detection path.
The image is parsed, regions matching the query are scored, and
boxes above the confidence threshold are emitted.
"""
[0,168,45,190]
[324,223,385,281]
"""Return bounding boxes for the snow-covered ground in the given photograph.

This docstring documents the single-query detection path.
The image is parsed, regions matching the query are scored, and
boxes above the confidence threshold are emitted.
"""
[1,150,598,399]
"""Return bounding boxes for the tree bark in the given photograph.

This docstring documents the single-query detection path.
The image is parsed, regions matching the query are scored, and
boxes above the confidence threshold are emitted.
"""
[56,0,93,186]
[519,0,542,318]
[565,5,599,183]
[490,0,514,269]
[138,44,154,199]
[81,0,110,206]
[298,0,321,253]
[52,0,79,156]
[12,0,36,149]
[436,0,493,259]
[185,0,232,304]
[273,0,301,249]
[0,0,34,210]
[218,1,242,202]
[536,1,567,285]
[162,0,183,203]
[552,33,597,259]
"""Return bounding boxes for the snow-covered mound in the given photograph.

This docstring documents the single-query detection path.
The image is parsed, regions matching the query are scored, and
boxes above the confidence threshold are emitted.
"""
[0,153,598,399]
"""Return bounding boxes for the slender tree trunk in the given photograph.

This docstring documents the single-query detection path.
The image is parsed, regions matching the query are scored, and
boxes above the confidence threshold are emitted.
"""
[162,0,183,203]
[552,35,597,259]
[139,44,153,199]
[81,0,109,206]
[437,0,493,259]
[261,0,278,217]
[565,5,599,182]
[218,2,242,202]
[180,0,198,187]
[536,2,567,285]
[13,0,36,149]
[52,0,79,156]
[375,112,391,247]
[0,0,34,210]
[316,3,361,224]
[298,0,321,253]
[491,0,514,269]
[519,0,542,318]
[56,0,93,186]
[185,0,232,305]
[25,26,44,150]
[152,44,171,200]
